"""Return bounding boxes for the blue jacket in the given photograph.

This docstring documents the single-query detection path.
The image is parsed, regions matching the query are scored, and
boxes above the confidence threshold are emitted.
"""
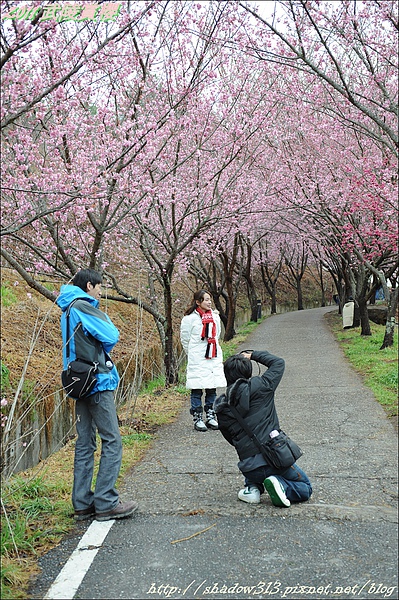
[56,284,120,394]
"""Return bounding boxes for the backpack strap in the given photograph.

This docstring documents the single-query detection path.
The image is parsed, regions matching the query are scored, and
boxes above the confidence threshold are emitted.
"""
[65,299,102,366]
[65,300,80,363]
[229,404,264,455]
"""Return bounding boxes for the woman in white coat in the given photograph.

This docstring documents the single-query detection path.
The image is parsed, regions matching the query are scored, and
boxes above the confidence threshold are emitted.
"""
[180,290,227,431]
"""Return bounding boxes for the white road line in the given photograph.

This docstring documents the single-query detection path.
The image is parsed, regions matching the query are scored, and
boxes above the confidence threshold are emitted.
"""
[43,519,114,600]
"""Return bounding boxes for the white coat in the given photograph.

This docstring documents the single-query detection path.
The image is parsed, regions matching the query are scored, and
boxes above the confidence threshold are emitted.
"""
[180,310,227,390]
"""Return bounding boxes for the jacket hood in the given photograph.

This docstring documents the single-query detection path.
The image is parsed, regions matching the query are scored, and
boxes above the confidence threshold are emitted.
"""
[56,284,99,312]
[214,378,251,415]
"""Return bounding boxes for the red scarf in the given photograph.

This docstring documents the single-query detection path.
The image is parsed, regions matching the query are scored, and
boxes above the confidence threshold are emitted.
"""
[196,307,217,359]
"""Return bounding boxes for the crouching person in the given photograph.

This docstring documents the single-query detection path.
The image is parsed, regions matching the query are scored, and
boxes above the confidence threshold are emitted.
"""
[214,350,312,508]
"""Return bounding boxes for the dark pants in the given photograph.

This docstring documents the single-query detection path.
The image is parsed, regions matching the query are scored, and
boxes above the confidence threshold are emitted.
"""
[73,390,122,513]
[190,388,216,414]
[243,463,312,503]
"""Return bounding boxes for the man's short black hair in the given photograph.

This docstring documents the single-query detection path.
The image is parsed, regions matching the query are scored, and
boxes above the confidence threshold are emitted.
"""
[224,354,252,386]
[72,269,102,292]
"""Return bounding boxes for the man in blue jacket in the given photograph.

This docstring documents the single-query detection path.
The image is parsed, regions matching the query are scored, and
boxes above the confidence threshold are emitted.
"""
[57,269,137,522]
[214,350,312,508]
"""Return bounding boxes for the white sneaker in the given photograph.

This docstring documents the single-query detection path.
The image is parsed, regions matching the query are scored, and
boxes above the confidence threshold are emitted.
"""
[238,486,261,504]
[193,412,207,432]
[264,476,291,507]
[205,409,219,430]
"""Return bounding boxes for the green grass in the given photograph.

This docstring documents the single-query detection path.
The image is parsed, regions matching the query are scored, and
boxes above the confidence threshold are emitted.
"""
[122,432,152,446]
[0,284,17,307]
[325,312,398,418]
[1,474,72,599]
[141,375,166,393]
[1,361,10,390]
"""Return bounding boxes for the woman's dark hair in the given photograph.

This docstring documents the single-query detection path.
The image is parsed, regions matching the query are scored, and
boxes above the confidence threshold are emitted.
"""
[184,289,211,315]
[223,354,252,386]
[72,269,103,292]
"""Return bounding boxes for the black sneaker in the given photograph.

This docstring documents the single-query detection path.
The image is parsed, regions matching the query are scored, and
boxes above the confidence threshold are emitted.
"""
[96,500,138,522]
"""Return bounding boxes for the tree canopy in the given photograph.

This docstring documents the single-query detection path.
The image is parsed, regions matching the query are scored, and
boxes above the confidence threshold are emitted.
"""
[1,0,398,377]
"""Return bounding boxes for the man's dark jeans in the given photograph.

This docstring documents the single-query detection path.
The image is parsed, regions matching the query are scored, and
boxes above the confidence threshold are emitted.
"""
[73,390,122,514]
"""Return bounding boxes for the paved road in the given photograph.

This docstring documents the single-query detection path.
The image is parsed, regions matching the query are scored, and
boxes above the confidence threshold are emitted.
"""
[31,307,398,600]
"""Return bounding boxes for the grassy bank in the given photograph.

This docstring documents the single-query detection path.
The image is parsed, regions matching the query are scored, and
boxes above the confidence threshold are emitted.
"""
[324,311,398,421]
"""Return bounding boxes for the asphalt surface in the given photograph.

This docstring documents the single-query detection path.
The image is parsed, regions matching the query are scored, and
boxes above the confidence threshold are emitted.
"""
[30,307,398,600]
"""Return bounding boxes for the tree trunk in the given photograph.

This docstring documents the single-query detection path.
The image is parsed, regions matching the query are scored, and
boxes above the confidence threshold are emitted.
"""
[270,287,277,314]
[163,277,178,385]
[319,260,326,307]
[297,278,304,310]
[224,316,236,341]
[355,260,398,350]
[250,297,258,322]
[358,297,372,336]
[381,287,398,349]
[353,303,361,327]
[221,247,238,342]
[354,262,371,334]
[164,326,178,384]
[212,293,228,330]
[223,270,236,341]
[283,245,307,311]
[244,274,258,321]
[262,277,277,314]
[243,241,258,322]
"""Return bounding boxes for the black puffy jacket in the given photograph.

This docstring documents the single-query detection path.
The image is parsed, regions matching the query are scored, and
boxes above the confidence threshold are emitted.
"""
[214,350,285,460]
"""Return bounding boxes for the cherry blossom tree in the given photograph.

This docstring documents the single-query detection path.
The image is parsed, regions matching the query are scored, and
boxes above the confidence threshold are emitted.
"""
[233,1,397,343]
[1,0,275,380]
[2,0,398,484]
[2,0,397,370]
[1,0,159,299]
[257,74,398,339]
[239,0,398,155]
[1,1,157,130]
